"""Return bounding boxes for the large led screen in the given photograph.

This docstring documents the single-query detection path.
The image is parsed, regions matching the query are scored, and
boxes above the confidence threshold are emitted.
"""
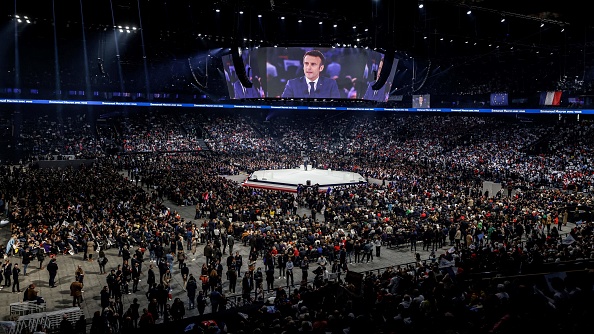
[413,94,430,108]
[223,47,398,101]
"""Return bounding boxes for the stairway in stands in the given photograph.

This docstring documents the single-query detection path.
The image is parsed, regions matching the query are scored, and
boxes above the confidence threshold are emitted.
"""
[196,138,210,151]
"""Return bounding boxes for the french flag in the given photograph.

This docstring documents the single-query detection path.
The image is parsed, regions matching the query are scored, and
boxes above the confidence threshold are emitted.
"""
[540,91,562,106]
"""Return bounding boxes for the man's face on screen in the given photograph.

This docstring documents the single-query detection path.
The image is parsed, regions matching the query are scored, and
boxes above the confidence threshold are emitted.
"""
[303,55,324,81]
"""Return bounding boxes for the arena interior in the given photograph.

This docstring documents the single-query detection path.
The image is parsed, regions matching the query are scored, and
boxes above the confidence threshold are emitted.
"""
[1,1,594,334]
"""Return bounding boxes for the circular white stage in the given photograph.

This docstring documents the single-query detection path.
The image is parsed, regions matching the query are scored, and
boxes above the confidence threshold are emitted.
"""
[242,165,367,192]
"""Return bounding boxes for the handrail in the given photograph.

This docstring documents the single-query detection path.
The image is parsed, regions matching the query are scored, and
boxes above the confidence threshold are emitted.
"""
[221,257,435,306]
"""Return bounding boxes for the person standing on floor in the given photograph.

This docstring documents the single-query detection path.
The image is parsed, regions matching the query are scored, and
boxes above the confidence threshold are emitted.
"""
[209,288,221,313]
[86,238,95,262]
[300,257,309,284]
[98,249,108,274]
[196,290,207,315]
[47,258,58,288]
[226,264,237,293]
[234,251,243,277]
[37,245,46,269]
[286,257,295,288]
[147,263,156,290]
[130,298,141,328]
[177,249,187,270]
[227,233,235,255]
[166,251,175,274]
[100,286,110,309]
[253,267,264,299]
[132,262,141,293]
[21,247,32,276]
[3,259,12,287]
[277,251,287,279]
[75,265,85,285]
[374,236,382,258]
[12,263,21,293]
[241,271,252,304]
[181,263,189,291]
[265,265,275,292]
[191,235,198,261]
[186,274,198,309]
[70,279,83,307]
[364,239,374,263]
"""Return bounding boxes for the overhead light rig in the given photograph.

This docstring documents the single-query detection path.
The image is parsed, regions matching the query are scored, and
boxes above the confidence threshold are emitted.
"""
[454,3,570,26]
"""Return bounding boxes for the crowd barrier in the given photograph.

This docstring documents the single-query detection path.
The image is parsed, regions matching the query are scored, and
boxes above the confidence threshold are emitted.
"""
[8,307,82,334]
[9,301,47,318]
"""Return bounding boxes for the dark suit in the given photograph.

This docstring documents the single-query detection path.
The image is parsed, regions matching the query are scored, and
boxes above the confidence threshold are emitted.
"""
[362,82,389,102]
[47,260,58,287]
[415,99,430,108]
[233,80,260,99]
[281,76,340,98]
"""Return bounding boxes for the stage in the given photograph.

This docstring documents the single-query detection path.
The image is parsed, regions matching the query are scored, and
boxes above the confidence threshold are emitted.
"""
[241,165,367,192]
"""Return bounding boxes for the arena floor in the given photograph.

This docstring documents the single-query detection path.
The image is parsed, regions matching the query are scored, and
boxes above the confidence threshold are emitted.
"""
[0,196,439,330]
[0,172,575,331]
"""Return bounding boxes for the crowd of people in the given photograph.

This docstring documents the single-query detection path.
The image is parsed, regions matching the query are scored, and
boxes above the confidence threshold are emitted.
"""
[1,110,594,334]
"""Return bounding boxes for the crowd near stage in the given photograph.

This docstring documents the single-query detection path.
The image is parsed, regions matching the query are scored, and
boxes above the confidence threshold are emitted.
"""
[242,165,367,192]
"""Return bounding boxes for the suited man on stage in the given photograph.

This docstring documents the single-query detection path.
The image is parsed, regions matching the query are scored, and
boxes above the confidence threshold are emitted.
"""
[281,49,341,99]
[363,57,390,102]
[233,66,262,99]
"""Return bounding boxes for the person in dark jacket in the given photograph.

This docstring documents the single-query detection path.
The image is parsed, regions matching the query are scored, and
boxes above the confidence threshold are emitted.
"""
[21,247,32,276]
[100,286,110,309]
[89,311,105,334]
[130,298,141,328]
[147,263,156,289]
[170,297,185,321]
[196,290,207,315]
[147,299,159,321]
[12,263,21,292]
[60,314,74,334]
[3,260,12,287]
[47,258,58,287]
[241,271,252,303]
[226,266,237,293]
[265,266,275,292]
[186,274,198,309]
[74,314,86,334]
[37,245,46,269]
[131,262,141,293]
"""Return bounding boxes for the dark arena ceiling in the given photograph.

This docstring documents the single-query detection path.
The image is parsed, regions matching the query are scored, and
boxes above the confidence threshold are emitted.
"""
[1,0,592,100]
[2,0,590,62]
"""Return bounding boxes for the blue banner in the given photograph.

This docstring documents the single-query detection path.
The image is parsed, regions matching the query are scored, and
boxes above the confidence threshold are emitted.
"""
[0,98,590,114]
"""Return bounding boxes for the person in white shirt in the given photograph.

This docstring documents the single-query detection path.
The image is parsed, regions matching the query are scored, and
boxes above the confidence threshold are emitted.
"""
[374,237,383,257]
[317,255,327,267]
